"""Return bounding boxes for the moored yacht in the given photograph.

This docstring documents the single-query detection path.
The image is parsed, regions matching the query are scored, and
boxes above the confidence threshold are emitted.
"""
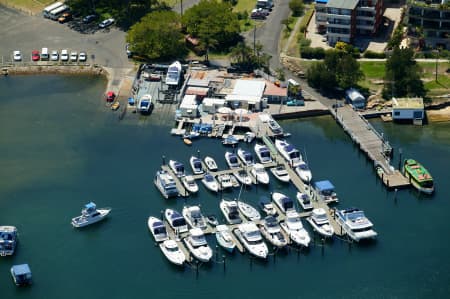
[204,156,218,171]
[258,196,278,217]
[154,170,179,199]
[237,148,254,166]
[270,165,290,183]
[201,173,219,192]
[225,151,240,169]
[220,199,243,224]
[280,210,311,247]
[254,143,272,164]
[184,228,213,262]
[403,159,434,194]
[234,223,268,259]
[215,225,236,253]
[251,163,270,184]
[272,192,295,214]
[169,160,185,178]
[275,139,302,168]
[306,208,334,238]
[159,239,186,266]
[336,208,377,242]
[190,156,204,175]
[165,208,188,234]
[182,205,207,230]
[237,201,261,221]
[0,226,18,256]
[296,192,313,210]
[71,202,111,228]
[295,161,312,183]
[181,175,199,193]
[234,169,253,186]
[166,61,182,87]
[259,216,288,248]
[147,216,168,242]
[217,173,234,190]
[314,180,339,203]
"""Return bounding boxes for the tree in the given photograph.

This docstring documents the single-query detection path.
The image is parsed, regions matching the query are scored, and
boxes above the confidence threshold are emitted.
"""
[289,0,304,17]
[126,11,185,60]
[383,47,425,99]
[336,54,364,89]
[182,0,241,60]
[307,62,337,91]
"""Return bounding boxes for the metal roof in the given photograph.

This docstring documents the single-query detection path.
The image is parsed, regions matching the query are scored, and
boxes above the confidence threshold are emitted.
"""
[326,0,358,10]
[314,180,335,191]
[392,97,424,109]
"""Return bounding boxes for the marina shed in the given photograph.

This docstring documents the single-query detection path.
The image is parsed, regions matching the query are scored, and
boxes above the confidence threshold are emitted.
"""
[225,79,267,111]
[185,86,209,101]
[392,97,424,123]
[179,95,198,118]
[202,98,226,114]
[345,88,366,109]
[264,80,288,103]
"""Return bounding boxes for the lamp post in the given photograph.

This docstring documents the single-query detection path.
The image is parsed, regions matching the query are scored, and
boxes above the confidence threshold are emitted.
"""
[434,49,439,82]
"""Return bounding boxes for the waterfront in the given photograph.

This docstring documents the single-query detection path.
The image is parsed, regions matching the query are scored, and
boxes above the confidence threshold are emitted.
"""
[0,75,449,299]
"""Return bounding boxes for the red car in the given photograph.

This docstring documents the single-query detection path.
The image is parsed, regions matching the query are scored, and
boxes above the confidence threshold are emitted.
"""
[106,91,116,102]
[31,50,40,61]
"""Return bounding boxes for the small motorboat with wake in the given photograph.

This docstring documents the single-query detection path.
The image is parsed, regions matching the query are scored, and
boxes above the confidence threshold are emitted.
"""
[159,239,186,266]
[165,208,188,234]
[234,169,253,186]
[270,165,290,183]
[233,223,268,259]
[296,192,313,210]
[147,216,168,242]
[254,144,272,164]
[225,151,240,169]
[71,202,111,228]
[215,224,236,253]
[237,201,261,221]
[181,175,199,193]
[190,156,204,175]
[182,205,207,230]
[251,163,270,184]
[258,196,278,217]
[237,148,254,166]
[184,228,213,262]
[169,160,185,178]
[295,161,312,183]
[259,216,288,248]
[204,156,218,171]
[306,208,334,238]
[201,173,219,192]
[217,173,234,190]
[220,199,243,224]
[280,210,311,247]
[272,192,295,214]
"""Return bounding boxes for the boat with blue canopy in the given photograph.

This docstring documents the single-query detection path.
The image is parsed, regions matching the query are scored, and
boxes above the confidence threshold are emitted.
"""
[314,180,339,203]
[11,264,32,286]
[71,202,111,228]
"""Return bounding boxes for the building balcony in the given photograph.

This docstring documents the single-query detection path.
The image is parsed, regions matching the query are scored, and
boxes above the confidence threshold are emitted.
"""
[327,22,352,29]
[357,6,376,12]
[357,24,375,30]
[357,15,375,20]
[327,13,351,20]
[326,31,351,38]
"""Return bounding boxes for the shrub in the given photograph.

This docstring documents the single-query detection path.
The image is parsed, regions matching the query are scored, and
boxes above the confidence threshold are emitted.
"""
[363,51,386,59]
[298,37,311,49]
[300,47,325,59]
[289,0,304,17]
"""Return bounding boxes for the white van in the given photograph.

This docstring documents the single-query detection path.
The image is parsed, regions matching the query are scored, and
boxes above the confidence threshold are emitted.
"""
[41,48,49,61]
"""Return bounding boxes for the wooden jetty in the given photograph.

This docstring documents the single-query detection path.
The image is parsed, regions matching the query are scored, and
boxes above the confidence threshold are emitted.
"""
[331,106,410,189]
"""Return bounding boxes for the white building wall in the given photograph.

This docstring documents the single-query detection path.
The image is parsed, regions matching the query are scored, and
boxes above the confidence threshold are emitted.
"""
[392,109,424,120]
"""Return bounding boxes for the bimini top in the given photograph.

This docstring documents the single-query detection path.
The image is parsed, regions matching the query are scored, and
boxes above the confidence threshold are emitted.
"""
[85,202,96,210]
[11,264,31,276]
[281,196,294,209]
[314,180,335,192]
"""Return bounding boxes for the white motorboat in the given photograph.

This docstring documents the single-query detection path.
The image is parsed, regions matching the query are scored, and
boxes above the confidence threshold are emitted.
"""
[166,61,182,87]
[243,132,256,143]
[314,180,339,203]
[251,163,270,184]
[217,173,234,190]
[295,161,312,183]
[71,202,111,228]
[183,228,213,262]
[190,156,204,175]
[237,201,261,221]
[204,156,218,171]
[237,148,254,166]
[164,208,188,234]
[270,165,290,183]
[215,225,236,253]
[280,210,311,247]
[225,151,240,169]
[154,170,179,199]
[206,214,219,227]
[147,216,168,242]
[182,206,207,230]
[0,226,18,256]
[181,175,199,193]
[336,208,377,242]
[201,173,219,192]
[169,160,185,178]
[234,169,253,186]
[222,135,238,146]
[306,208,334,238]
[233,223,268,259]
[259,216,288,248]
[258,196,278,217]
[229,174,240,188]
[220,199,243,224]
[274,139,302,168]
[267,119,284,136]
[272,192,295,214]
[159,239,186,266]
[137,94,153,114]
[254,143,272,164]
[296,192,313,210]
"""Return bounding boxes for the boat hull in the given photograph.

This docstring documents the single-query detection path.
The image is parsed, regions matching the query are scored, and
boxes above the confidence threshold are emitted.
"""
[71,209,111,228]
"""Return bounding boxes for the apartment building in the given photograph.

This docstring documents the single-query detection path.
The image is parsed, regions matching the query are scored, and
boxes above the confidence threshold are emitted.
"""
[407,0,450,49]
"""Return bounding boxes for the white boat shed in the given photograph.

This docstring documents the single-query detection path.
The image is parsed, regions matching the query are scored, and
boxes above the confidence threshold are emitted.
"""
[225,79,267,111]
[179,94,198,117]
[345,88,366,109]
[392,97,424,122]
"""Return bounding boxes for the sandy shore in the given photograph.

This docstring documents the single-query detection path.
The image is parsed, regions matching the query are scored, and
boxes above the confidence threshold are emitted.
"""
[427,106,450,123]
[3,65,106,76]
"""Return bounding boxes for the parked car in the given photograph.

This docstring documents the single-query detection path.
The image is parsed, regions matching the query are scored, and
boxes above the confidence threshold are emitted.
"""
[79,52,87,62]
[98,18,114,28]
[250,8,267,20]
[13,50,22,61]
[82,14,98,24]
[58,12,72,23]
[31,50,40,61]
[50,50,59,61]
[61,49,69,61]
[70,51,78,61]
[126,43,132,58]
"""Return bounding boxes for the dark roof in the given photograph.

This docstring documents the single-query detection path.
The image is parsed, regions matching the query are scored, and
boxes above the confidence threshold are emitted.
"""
[326,0,358,10]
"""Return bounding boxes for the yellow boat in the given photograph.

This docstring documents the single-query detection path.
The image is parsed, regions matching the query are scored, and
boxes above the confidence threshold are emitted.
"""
[111,101,120,111]
[183,138,192,146]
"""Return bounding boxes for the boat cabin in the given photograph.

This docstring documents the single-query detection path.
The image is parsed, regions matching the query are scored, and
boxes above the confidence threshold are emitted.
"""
[314,180,338,203]
[11,264,32,286]
[280,196,294,212]
[152,221,167,235]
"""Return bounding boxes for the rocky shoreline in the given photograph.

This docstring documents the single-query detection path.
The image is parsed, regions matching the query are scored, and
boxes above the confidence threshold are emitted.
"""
[2,64,106,76]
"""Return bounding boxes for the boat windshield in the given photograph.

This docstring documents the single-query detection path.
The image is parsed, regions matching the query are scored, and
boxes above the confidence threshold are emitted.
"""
[256,167,265,174]
[173,218,186,227]
[191,235,206,245]
[194,161,202,169]
[289,150,300,159]
[244,153,252,161]
[287,216,301,224]
[298,163,309,170]
[205,175,214,182]
[167,245,179,252]
[260,149,270,158]
[154,226,166,235]
[421,181,434,188]
[230,156,238,164]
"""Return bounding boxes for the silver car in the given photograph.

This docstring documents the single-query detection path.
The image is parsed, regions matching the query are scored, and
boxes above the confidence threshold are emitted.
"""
[78,52,87,62]
[50,50,59,61]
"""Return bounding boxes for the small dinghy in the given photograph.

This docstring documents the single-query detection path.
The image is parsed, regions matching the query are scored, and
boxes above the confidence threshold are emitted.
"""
[204,156,218,171]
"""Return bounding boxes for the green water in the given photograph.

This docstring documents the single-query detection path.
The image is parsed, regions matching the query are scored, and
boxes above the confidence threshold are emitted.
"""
[1,76,449,299]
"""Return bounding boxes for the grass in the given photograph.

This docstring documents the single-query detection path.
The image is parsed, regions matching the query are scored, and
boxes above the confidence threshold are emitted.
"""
[0,0,54,13]
[233,0,256,13]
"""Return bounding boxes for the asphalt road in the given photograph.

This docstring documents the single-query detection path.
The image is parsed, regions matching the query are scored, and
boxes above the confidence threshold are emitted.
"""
[0,6,130,69]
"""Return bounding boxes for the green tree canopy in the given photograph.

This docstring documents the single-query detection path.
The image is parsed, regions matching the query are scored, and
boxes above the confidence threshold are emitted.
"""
[126,11,185,60]
[289,0,304,17]
[383,47,425,99]
[182,0,241,60]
